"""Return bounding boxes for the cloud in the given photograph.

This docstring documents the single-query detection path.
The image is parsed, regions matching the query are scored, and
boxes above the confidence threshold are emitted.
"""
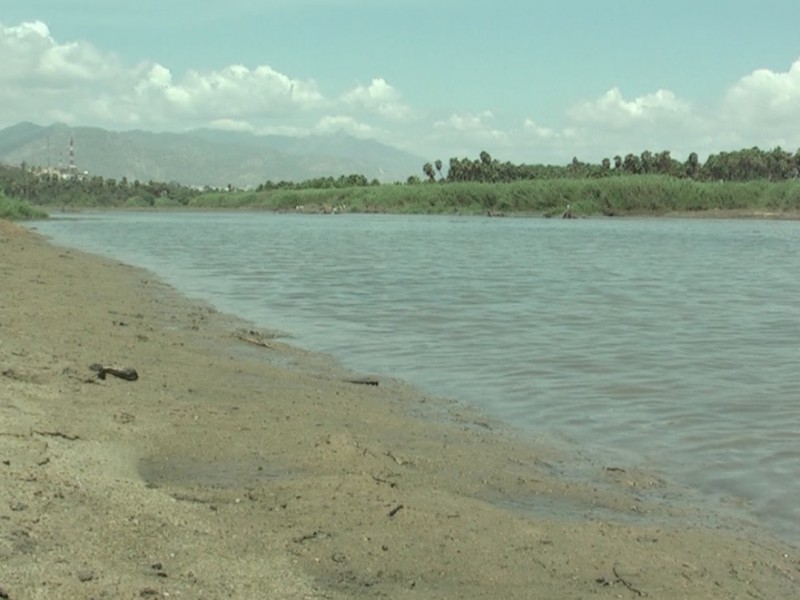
[0,20,129,125]
[0,20,120,86]
[434,110,507,141]
[133,63,326,123]
[407,110,513,161]
[341,78,411,119]
[718,58,800,148]
[567,87,693,129]
[522,118,558,140]
[313,115,379,137]
[553,62,800,160]
[0,21,56,81]
[208,118,256,133]
[0,20,326,130]
[512,88,707,163]
[3,19,800,166]
[723,59,800,121]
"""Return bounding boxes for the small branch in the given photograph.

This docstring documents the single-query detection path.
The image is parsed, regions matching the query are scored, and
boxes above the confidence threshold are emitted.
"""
[33,430,80,441]
[613,566,644,597]
[345,377,379,386]
[372,475,398,488]
[89,364,138,381]
[235,334,272,349]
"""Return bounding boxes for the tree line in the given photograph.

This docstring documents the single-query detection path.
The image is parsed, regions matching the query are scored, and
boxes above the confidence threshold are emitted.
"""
[0,164,200,207]
[255,173,379,191]
[0,164,382,207]
[3,144,800,211]
[418,146,800,184]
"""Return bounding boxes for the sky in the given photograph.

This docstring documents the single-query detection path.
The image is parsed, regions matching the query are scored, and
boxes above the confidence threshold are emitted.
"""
[2,0,800,166]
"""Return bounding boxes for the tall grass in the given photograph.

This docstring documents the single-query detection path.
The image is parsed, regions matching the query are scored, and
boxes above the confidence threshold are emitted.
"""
[0,192,48,220]
[185,176,800,216]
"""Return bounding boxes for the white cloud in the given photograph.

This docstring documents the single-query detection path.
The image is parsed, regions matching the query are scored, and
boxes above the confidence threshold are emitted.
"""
[723,59,800,121]
[567,87,692,129]
[341,78,411,119]
[37,40,114,82]
[511,88,708,163]
[135,63,173,92]
[0,20,119,86]
[256,124,312,137]
[0,21,52,80]
[0,20,327,130]
[717,58,800,149]
[522,118,557,140]
[433,110,508,145]
[208,118,256,133]
[3,19,800,166]
[313,115,378,137]
[133,63,326,122]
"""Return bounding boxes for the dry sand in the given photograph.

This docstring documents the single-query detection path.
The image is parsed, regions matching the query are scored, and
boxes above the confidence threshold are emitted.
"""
[1,218,798,599]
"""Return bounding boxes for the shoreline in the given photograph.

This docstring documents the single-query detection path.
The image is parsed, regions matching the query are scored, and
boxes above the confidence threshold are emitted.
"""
[2,219,799,598]
[19,204,800,220]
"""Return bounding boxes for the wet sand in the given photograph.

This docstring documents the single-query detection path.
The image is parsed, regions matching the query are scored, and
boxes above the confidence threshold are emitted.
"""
[1,218,798,599]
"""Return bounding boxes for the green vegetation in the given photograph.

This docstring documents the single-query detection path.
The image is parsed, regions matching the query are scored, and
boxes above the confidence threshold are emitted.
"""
[0,164,201,208]
[0,190,48,220]
[183,176,800,216]
[2,145,800,217]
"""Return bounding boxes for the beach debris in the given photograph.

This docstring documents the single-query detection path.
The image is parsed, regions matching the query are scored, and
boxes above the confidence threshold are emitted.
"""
[596,565,644,596]
[114,411,136,424]
[346,377,379,386]
[293,530,331,544]
[89,363,139,381]
[234,328,286,348]
[76,570,95,583]
[235,331,272,348]
[388,504,404,518]
[372,475,398,488]
[33,430,80,441]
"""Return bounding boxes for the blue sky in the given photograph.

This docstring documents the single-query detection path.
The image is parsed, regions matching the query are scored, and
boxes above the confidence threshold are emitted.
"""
[3,1,800,165]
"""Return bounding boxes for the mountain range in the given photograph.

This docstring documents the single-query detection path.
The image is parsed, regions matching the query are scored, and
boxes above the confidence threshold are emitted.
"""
[0,122,425,187]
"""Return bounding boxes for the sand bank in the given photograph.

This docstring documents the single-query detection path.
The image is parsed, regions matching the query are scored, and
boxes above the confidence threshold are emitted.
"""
[1,219,798,599]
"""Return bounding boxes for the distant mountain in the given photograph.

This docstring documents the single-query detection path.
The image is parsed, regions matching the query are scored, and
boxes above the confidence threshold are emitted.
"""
[0,122,425,187]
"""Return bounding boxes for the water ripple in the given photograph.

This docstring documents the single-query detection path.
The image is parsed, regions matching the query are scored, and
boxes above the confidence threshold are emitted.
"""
[31,212,800,547]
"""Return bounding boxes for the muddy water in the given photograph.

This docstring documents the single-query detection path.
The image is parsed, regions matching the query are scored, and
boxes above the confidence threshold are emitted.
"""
[30,212,800,546]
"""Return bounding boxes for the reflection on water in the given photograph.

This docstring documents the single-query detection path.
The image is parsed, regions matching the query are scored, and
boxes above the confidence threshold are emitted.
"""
[30,212,800,547]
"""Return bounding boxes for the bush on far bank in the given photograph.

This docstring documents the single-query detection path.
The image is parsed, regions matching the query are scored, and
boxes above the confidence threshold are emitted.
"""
[0,192,48,220]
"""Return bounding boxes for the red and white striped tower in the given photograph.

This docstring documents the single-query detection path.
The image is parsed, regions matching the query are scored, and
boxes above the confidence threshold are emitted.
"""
[68,136,77,174]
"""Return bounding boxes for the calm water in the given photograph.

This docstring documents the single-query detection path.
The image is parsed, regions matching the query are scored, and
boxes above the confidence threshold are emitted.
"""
[29,212,800,546]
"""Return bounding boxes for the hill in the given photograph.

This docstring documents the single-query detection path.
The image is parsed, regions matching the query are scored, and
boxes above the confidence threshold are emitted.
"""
[0,122,424,187]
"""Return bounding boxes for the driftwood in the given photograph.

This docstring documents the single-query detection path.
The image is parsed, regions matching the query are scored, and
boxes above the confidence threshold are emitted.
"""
[234,333,272,348]
[33,430,80,440]
[89,363,139,381]
[345,377,379,386]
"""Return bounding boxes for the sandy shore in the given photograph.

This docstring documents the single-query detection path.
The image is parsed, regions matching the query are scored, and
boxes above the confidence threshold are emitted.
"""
[1,218,798,599]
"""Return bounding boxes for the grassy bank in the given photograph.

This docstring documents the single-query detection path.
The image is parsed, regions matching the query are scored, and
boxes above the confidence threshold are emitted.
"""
[0,192,48,220]
[188,176,800,216]
[6,174,800,218]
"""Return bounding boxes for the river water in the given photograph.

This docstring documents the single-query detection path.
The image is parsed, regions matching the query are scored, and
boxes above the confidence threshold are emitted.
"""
[28,212,800,547]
